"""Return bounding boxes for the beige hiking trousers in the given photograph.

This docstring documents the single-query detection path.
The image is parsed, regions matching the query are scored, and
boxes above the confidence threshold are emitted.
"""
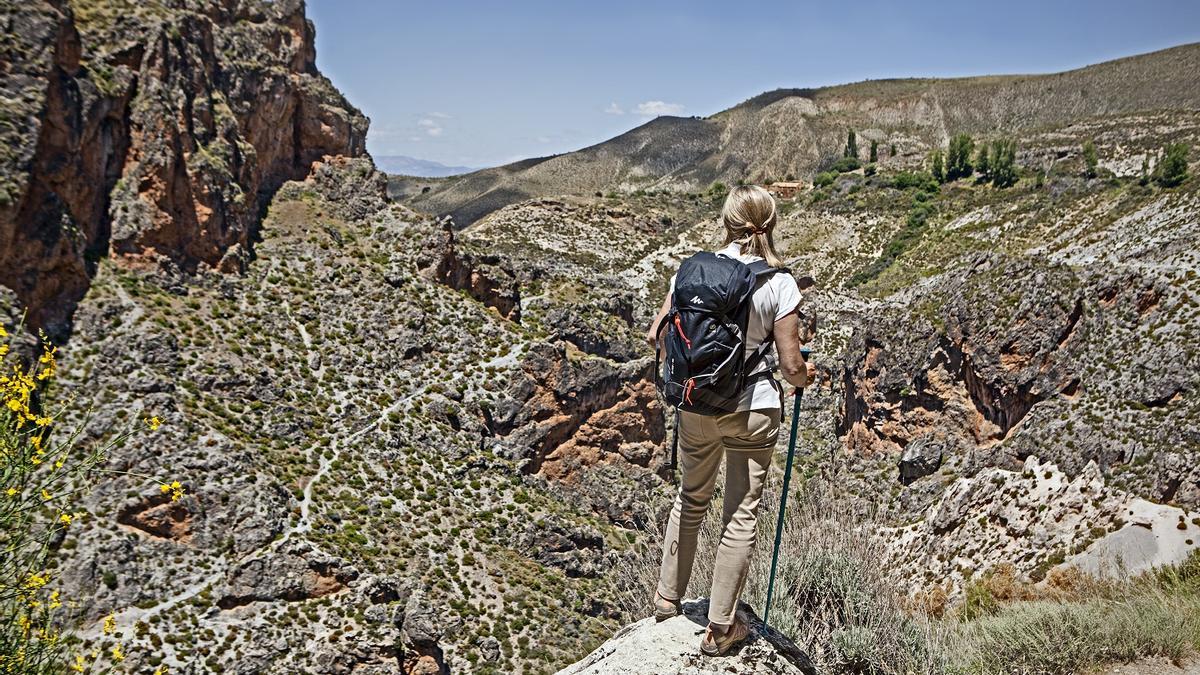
[656,407,781,625]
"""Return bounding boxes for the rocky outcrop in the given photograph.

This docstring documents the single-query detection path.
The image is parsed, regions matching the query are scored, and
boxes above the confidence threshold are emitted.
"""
[557,599,816,675]
[492,342,665,474]
[216,539,360,609]
[417,218,521,320]
[0,0,368,336]
[839,256,1084,460]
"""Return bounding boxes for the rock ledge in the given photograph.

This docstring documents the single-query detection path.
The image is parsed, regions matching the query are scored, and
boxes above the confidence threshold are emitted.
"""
[557,599,815,675]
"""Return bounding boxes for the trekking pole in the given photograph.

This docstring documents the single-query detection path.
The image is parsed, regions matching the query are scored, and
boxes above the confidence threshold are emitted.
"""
[670,409,679,484]
[763,348,810,628]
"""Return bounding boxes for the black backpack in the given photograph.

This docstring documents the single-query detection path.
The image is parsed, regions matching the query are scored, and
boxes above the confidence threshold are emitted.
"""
[655,251,786,416]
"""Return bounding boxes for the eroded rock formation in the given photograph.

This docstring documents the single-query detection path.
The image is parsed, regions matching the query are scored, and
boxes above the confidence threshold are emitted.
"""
[0,0,367,336]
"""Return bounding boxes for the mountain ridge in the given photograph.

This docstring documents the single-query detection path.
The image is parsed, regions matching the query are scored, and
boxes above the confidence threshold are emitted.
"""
[406,41,1200,226]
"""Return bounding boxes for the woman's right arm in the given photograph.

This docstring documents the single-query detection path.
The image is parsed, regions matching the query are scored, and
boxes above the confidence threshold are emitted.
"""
[775,310,815,388]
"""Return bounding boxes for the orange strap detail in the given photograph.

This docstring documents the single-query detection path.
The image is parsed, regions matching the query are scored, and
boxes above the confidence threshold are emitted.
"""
[674,315,692,349]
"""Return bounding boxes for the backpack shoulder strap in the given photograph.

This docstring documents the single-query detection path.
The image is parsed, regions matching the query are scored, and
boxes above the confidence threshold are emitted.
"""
[746,260,789,278]
[742,262,791,375]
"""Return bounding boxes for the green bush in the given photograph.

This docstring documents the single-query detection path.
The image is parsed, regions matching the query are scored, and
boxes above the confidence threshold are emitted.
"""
[829,157,861,174]
[1154,143,1190,187]
[813,171,838,188]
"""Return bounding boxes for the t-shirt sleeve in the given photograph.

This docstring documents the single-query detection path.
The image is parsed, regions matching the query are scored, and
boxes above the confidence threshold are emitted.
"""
[774,274,802,322]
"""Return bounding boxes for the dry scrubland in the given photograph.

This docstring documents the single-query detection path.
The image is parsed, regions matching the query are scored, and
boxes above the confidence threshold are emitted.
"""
[1,0,1198,671]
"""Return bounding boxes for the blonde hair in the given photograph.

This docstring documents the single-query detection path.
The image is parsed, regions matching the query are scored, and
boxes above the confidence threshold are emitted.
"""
[721,185,785,267]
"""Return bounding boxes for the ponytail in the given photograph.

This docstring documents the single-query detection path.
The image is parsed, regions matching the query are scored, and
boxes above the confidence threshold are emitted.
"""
[720,185,785,267]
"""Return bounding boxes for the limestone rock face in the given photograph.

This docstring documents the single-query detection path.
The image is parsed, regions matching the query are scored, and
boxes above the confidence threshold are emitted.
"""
[557,600,815,675]
[0,0,368,336]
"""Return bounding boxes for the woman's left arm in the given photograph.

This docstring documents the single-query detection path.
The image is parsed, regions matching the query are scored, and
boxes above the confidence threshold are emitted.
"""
[645,292,672,348]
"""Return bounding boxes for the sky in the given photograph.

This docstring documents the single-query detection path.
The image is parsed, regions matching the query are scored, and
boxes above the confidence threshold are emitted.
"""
[307,0,1200,169]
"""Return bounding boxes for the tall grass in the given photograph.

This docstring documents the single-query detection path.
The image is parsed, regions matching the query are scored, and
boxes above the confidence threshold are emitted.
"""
[613,477,943,673]
[613,469,1200,675]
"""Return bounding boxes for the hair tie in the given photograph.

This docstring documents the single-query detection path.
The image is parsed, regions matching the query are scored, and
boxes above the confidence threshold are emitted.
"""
[746,221,767,235]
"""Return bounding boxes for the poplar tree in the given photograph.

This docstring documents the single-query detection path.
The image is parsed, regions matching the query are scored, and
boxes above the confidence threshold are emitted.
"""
[1082,140,1098,178]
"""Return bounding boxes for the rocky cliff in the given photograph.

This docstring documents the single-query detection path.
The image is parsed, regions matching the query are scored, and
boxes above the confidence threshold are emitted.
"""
[0,0,367,337]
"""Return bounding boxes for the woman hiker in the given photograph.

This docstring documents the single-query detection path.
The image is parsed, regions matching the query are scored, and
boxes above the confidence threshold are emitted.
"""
[645,185,815,656]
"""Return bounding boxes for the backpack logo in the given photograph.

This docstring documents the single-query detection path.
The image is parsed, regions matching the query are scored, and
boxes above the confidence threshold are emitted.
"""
[689,295,702,305]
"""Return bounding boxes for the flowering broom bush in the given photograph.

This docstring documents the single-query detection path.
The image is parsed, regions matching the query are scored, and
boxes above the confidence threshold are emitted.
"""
[0,323,181,673]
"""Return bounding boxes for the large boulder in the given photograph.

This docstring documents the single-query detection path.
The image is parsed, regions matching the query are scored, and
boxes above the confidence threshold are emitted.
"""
[557,599,815,675]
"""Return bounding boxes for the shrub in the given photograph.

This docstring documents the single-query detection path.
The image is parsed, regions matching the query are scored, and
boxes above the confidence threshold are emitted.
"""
[890,171,938,192]
[0,324,181,672]
[813,171,838,188]
[1082,140,1099,178]
[1154,143,1189,187]
[829,157,861,174]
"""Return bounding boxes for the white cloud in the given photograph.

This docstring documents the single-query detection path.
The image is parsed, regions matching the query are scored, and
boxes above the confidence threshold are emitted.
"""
[427,111,450,119]
[604,102,625,115]
[418,118,444,137]
[635,100,684,117]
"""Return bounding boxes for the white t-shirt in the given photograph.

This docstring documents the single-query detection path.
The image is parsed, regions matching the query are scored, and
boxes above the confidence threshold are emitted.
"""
[669,243,802,411]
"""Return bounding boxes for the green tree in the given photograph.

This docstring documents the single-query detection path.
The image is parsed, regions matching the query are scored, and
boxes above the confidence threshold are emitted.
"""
[1139,155,1151,186]
[929,149,945,183]
[1082,140,1099,179]
[1154,143,1189,187]
[844,129,858,159]
[946,133,975,181]
[975,143,990,180]
[869,139,878,163]
[989,139,1018,188]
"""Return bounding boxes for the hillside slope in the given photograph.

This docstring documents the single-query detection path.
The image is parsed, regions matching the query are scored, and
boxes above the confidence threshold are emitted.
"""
[407,43,1200,226]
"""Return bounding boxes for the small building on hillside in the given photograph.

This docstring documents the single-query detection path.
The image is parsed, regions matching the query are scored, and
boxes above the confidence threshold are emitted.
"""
[764,181,806,199]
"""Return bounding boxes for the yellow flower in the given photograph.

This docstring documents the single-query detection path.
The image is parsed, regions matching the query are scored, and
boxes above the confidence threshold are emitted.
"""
[160,480,185,501]
[145,415,163,431]
[34,416,52,427]
[110,644,124,661]
[153,667,169,675]
[69,654,86,673]
[49,590,61,609]
[0,325,7,338]
[25,572,48,590]
[102,614,116,634]
[58,513,72,526]
[5,488,16,497]
[41,489,51,501]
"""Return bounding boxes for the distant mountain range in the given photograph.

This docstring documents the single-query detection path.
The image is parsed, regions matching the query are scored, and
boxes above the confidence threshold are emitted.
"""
[404,42,1200,226]
[373,155,477,177]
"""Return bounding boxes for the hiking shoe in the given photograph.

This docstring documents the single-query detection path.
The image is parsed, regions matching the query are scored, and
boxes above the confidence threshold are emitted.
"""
[653,591,681,622]
[700,619,749,656]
